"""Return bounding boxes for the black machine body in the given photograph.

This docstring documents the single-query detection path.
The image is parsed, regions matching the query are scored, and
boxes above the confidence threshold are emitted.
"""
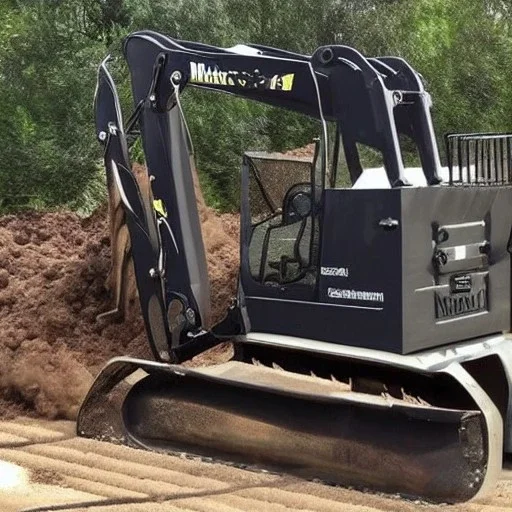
[95,31,512,358]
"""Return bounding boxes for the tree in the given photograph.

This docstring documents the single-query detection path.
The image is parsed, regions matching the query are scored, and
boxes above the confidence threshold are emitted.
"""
[1,0,512,212]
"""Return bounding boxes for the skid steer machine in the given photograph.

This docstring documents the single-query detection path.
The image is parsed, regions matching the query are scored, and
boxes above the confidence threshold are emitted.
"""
[79,30,512,503]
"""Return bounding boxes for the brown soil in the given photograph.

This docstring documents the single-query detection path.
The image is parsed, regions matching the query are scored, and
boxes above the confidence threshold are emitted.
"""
[283,142,316,159]
[0,167,240,421]
[191,162,240,327]
[30,467,66,486]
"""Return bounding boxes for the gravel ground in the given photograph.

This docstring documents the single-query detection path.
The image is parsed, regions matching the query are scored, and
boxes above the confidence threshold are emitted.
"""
[1,418,512,512]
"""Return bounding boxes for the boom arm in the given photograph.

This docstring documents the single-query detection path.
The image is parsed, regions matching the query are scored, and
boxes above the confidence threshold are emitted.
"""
[124,31,442,185]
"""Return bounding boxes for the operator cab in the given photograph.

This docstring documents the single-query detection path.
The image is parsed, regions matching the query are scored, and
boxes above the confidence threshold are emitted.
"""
[240,129,512,355]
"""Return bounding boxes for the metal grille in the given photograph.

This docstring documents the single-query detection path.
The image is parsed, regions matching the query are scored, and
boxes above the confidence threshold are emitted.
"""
[445,133,512,186]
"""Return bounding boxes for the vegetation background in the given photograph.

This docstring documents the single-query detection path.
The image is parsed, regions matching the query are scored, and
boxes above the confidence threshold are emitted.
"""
[0,0,511,212]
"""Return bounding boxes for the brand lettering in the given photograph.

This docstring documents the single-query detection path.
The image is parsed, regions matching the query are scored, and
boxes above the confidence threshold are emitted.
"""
[189,62,295,91]
[328,288,384,303]
[435,288,487,319]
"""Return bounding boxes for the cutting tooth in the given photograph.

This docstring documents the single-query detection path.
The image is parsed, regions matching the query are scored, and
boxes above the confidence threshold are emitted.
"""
[401,387,416,404]
[252,358,262,366]
[272,362,284,371]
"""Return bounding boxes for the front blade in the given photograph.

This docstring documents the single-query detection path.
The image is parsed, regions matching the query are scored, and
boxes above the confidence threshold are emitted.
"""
[78,358,491,503]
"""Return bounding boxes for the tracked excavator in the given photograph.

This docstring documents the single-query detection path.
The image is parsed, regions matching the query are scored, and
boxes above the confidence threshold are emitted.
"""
[78,30,512,502]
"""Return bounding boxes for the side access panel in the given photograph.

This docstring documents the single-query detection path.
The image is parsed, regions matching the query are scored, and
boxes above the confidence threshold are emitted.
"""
[317,188,403,350]
[401,186,512,352]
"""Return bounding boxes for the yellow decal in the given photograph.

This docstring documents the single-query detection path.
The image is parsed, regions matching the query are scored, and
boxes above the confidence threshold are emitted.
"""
[153,199,167,217]
[190,62,295,92]
[280,73,295,92]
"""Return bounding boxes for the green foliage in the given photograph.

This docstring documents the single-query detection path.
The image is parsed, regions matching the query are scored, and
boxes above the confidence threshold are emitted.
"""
[1,0,512,213]
[0,1,111,212]
[182,90,268,210]
[343,0,512,155]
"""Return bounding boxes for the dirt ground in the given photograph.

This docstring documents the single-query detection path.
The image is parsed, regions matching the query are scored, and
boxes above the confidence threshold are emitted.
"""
[1,417,512,512]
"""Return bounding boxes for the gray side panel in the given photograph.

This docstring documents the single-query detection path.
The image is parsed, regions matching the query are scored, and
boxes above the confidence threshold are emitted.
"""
[402,186,512,353]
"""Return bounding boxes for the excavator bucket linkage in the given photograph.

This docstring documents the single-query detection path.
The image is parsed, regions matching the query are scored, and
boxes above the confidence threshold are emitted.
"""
[81,30,512,503]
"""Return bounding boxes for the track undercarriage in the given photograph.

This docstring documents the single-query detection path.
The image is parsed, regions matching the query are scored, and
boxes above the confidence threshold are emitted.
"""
[79,332,512,502]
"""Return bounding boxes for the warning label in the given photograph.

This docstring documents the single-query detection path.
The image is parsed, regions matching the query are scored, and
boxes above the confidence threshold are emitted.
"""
[321,266,349,277]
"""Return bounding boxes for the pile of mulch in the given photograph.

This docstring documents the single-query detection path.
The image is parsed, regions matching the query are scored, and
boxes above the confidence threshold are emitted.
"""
[0,197,239,420]
[283,143,316,159]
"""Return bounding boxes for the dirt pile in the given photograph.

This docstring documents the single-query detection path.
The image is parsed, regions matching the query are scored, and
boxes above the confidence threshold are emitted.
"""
[0,144,319,421]
[0,184,239,420]
[283,143,316,159]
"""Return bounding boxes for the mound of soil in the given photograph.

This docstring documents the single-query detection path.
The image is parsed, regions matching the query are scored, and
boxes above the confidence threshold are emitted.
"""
[0,185,239,420]
[283,143,316,159]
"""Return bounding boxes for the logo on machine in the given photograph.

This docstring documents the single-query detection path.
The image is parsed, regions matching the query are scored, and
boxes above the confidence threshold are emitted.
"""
[321,266,349,277]
[189,62,295,91]
[434,288,487,319]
